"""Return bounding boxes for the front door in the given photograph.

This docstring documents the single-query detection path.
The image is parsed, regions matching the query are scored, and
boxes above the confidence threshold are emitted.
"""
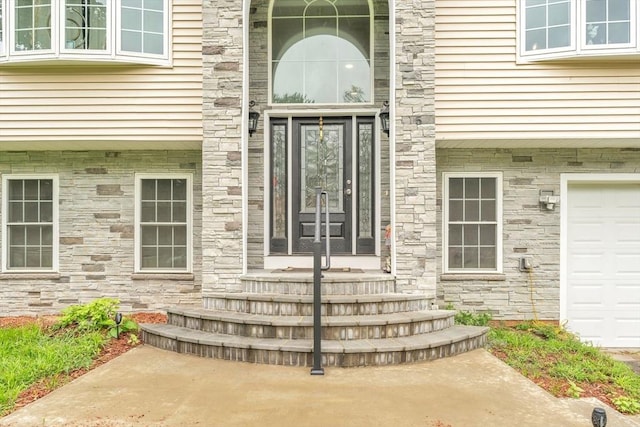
[269,116,376,255]
[293,117,352,253]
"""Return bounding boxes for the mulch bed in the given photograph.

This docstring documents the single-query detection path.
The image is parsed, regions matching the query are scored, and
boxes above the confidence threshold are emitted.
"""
[2,313,167,414]
[488,348,621,410]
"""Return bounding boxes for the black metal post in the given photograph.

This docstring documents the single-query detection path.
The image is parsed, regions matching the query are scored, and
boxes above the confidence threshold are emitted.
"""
[310,187,324,375]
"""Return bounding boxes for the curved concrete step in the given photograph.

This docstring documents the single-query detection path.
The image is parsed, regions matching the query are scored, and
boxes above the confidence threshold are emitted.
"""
[203,292,430,316]
[168,307,455,340]
[140,323,489,367]
[241,272,396,295]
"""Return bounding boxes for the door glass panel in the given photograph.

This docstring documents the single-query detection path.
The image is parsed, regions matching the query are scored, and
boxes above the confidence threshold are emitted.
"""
[272,124,287,239]
[358,123,372,238]
[300,123,343,213]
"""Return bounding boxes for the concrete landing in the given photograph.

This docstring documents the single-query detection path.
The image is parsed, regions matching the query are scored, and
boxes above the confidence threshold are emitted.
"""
[1,346,638,427]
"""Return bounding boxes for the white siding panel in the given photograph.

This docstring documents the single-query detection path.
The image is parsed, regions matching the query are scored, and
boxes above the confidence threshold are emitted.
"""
[435,1,640,144]
[0,2,203,146]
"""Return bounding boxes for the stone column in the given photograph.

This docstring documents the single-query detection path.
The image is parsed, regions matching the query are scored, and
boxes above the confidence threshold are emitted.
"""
[201,2,245,293]
[393,0,437,297]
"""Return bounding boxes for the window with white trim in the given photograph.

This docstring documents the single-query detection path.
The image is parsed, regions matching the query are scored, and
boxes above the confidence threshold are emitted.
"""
[520,0,638,59]
[135,175,191,273]
[443,173,502,273]
[0,0,169,64]
[2,176,58,272]
[270,0,373,104]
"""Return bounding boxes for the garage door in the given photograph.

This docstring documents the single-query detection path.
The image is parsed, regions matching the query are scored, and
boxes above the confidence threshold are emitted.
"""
[566,182,640,347]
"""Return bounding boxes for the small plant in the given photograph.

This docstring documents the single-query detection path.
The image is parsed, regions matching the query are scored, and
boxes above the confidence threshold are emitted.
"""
[444,303,492,326]
[515,321,562,340]
[127,334,140,346]
[454,310,492,326]
[612,396,640,414]
[566,380,583,398]
[54,298,138,338]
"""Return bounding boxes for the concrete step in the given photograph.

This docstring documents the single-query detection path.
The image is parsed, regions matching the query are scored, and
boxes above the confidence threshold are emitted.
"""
[167,307,455,340]
[203,292,430,316]
[140,323,489,367]
[241,272,396,295]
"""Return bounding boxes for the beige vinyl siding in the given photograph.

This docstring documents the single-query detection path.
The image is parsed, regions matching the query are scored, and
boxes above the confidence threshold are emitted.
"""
[435,0,640,145]
[0,2,202,147]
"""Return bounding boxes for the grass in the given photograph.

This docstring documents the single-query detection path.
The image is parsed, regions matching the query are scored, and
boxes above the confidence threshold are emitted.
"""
[487,320,640,415]
[0,323,106,416]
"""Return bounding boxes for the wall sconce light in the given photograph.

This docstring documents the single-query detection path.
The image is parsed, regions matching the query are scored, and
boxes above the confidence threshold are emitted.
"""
[248,100,260,137]
[539,190,559,210]
[379,101,390,135]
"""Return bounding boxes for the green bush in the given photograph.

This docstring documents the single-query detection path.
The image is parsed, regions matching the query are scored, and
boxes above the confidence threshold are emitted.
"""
[54,298,137,338]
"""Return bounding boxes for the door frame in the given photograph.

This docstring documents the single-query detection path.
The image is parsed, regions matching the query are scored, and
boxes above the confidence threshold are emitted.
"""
[559,173,640,340]
[263,110,382,261]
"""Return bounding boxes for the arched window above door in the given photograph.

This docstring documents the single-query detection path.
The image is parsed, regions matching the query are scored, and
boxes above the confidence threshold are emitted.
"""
[270,0,373,105]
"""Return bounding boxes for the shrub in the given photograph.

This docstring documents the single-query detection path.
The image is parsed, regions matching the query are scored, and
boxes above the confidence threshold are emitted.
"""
[54,298,137,338]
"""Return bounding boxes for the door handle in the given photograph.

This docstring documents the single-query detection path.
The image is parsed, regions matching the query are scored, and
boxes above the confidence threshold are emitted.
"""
[345,188,352,196]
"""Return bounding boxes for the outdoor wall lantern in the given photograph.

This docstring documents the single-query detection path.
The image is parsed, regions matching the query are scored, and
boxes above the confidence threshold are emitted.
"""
[248,100,260,136]
[379,101,390,135]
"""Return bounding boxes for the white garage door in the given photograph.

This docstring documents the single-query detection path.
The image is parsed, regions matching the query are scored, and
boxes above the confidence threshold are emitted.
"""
[566,182,640,348]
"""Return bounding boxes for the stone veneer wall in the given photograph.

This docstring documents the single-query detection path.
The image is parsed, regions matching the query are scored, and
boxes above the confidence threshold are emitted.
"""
[202,0,245,291]
[247,0,268,269]
[0,150,202,316]
[436,147,640,320]
[393,0,437,295]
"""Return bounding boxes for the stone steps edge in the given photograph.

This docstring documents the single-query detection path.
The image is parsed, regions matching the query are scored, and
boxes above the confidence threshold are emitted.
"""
[167,307,455,326]
[202,292,429,303]
[140,323,488,354]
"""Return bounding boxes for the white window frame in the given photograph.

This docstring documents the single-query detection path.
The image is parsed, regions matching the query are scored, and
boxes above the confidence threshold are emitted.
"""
[0,0,4,56]
[134,173,192,274]
[442,172,503,274]
[1,174,59,273]
[116,0,170,60]
[581,0,636,50]
[521,0,576,57]
[0,0,170,65]
[60,0,112,54]
[518,0,639,61]
[267,0,375,107]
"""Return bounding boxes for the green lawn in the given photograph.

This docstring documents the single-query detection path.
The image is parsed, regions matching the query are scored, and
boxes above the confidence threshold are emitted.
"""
[488,321,640,415]
[0,324,105,415]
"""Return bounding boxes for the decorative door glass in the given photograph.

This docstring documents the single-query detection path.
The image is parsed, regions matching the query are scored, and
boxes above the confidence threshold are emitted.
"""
[300,122,344,213]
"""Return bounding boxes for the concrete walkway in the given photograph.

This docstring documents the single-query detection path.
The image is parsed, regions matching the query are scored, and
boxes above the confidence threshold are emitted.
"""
[1,346,638,427]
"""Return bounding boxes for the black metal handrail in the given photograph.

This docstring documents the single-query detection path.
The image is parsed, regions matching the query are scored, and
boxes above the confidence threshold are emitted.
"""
[311,187,330,375]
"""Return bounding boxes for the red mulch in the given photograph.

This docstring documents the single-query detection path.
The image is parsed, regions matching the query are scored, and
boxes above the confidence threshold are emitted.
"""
[2,313,167,414]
